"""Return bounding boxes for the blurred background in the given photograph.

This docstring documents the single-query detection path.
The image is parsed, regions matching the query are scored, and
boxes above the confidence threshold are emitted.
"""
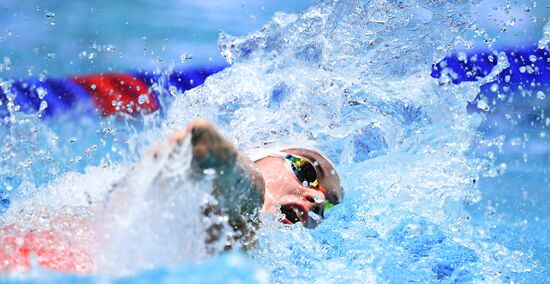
[0,0,316,77]
[0,0,546,77]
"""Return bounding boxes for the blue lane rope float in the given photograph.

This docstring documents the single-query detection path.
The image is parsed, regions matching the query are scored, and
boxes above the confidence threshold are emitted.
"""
[0,46,547,121]
[0,65,227,119]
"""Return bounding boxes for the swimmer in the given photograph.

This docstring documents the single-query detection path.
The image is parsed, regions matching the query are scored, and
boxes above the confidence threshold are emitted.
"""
[104,118,344,249]
[0,119,343,273]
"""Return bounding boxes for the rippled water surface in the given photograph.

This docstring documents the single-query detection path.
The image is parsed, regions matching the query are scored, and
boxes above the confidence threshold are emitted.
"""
[0,0,549,283]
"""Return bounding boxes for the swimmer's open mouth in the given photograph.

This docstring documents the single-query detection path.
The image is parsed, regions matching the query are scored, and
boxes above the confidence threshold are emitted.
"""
[280,205,306,225]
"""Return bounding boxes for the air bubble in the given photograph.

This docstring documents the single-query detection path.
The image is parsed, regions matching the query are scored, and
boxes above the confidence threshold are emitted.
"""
[536,91,545,100]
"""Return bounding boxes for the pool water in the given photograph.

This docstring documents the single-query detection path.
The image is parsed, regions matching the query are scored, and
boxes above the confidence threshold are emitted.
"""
[1,0,549,283]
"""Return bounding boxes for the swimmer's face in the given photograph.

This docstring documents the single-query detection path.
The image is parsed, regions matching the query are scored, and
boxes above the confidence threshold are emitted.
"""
[255,149,343,228]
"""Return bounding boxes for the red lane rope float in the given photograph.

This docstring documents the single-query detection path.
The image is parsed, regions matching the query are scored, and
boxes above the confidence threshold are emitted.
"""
[0,225,96,273]
[71,73,159,116]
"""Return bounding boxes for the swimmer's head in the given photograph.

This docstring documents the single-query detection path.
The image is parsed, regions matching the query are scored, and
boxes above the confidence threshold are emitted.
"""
[253,147,343,228]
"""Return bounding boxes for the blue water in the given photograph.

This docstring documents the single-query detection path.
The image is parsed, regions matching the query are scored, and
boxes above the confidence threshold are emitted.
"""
[1,0,549,283]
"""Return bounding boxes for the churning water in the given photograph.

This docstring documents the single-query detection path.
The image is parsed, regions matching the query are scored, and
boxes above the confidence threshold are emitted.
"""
[0,0,549,283]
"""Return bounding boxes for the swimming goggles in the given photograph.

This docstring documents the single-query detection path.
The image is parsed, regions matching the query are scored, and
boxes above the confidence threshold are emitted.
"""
[270,152,336,210]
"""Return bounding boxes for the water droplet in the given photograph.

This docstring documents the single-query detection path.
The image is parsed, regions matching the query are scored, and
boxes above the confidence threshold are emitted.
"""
[456,52,467,62]
[477,99,490,111]
[536,91,545,100]
[529,55,537,62]
[169,86,178,96]
[36,87,47,99]
[180,53,193,63]
[105,44,116,52]
[138,94,149,104]
[69,137,77,144]
[46,12,55,25]
[90,84,96,90]
[39,71,47,82]
[39,100,48,112]
[313,195,324,203]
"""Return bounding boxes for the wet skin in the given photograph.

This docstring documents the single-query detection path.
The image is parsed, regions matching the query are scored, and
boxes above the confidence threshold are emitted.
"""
[174,119,343,228]
[255,149,343,228]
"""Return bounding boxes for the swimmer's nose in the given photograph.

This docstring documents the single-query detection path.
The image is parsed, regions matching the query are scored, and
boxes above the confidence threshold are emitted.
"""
[304,191,325,228]
[306,195,325,216]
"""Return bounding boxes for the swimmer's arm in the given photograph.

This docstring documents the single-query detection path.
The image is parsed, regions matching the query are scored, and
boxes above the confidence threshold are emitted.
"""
[105,119,263,248]
[169,119,264,204]
[169,119,264,248]
[106,119,264,215]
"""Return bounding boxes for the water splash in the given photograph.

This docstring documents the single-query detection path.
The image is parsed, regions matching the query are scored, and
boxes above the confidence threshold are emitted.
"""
[0,0,546,282]
[166,0,534,282]
[538,20,550,49]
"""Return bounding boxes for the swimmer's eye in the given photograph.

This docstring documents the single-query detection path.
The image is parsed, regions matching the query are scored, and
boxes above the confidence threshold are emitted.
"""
[283,154,319,188]
[271,151,339,210]
[283,154,335,211]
